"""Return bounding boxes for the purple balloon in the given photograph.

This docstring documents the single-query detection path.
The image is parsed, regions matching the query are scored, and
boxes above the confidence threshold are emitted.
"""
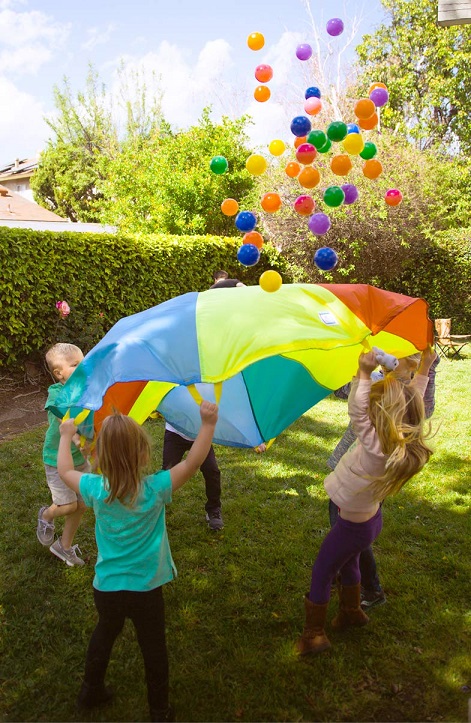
[369,87,389,108]
[341,184,359,205]
[296,43,312,61]
[326,18,344,36]
[308,212,331,235]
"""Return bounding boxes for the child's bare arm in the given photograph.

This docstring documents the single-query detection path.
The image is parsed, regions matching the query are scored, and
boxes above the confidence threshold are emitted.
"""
[357,350,378,380]
[417,346,437,376]
[170,401,218,491]
[58,418,84,493]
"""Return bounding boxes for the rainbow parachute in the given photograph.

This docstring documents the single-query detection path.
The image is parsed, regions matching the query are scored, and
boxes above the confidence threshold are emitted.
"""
[49,284,433,448]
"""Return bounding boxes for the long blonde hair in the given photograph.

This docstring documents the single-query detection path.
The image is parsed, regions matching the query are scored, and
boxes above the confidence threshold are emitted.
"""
[96,413,151,505]
[367,376,433,500]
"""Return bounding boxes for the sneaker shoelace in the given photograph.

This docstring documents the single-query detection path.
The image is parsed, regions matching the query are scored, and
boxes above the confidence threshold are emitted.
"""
[69,544,83,558]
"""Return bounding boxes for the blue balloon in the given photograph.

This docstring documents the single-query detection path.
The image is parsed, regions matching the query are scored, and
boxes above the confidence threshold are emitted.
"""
[237,243,260,267]
[314,247,338,271]
[290,115,312,137]
[305,86,321,100]
[346,123,360,134]
[235,211,257,232]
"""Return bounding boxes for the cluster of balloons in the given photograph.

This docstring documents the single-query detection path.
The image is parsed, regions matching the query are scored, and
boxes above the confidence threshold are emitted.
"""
[247,32,274,103]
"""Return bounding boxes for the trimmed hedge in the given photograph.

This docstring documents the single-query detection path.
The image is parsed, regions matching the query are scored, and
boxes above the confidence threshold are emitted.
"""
[0,228,292,369]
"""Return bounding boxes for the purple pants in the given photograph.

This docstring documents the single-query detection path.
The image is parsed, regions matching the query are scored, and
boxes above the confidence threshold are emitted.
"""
[309,507,383,604]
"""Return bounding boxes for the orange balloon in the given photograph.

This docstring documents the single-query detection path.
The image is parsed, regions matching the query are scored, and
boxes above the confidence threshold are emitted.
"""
[254,85,271,102]
[220,198,239,216]
[362,159,383,179]
[354,98,376,120]
[359,112,378,130]
[247,32,265,51]
[298,166,321,189]
[243,231,264,249]
[368,82,388,94]
[285,161,301,178]
[294,136,307,149]
[255,64,273,83]
[261,192,282,213]
[330,154,353,176]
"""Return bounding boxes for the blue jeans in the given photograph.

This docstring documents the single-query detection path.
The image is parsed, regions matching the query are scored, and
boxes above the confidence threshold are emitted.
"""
[329,498,382,592]
[310,507,383,604]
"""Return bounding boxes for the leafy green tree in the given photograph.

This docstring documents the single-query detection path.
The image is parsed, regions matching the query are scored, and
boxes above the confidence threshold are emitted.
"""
[355,0,471,153]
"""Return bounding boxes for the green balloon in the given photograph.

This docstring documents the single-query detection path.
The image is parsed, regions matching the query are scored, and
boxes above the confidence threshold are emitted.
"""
[210,156,229,174]
[323,185,345,208]
[307,130,327,150]
[326,121,348,142]
[318,138,332,154]
[359,142,377,160]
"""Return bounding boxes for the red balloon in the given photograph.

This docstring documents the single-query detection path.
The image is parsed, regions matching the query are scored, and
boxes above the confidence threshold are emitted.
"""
[255,64,273,83]
[385,189,403,206]
[294,195,315,215]
[295,143,317,165]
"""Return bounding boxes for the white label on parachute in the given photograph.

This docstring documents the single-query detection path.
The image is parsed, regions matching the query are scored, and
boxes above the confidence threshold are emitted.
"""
[318,311,338,326]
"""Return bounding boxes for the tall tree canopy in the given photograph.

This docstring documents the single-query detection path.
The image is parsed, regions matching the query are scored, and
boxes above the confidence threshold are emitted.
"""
[355,0,471,153]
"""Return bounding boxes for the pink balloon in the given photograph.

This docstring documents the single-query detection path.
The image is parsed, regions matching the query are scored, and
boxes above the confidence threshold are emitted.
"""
[304,97,322,115]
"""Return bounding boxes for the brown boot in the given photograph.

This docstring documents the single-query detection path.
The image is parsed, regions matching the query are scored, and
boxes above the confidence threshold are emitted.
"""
[331,582,369,629]
[296,594,331,655]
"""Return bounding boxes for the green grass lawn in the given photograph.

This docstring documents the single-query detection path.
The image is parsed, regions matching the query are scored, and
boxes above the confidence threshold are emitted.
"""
[1,354,470,722]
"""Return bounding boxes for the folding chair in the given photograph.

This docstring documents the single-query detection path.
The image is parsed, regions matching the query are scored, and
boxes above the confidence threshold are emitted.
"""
[434,318,471,360]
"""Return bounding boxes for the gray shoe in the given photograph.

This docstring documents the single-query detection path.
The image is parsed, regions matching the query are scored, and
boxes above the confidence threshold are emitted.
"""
[37,506,55,546]
[50,537,85,567]
[205,508,224,531]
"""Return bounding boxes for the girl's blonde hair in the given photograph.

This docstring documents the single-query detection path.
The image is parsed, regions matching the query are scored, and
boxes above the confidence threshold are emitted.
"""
[367,376,433,500]
[96,413,151,505]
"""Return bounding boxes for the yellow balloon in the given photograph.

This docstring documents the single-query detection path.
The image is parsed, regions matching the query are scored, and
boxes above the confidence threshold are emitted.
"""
[259,270,282,293]
[269,139,286,156]
[342,133,365,155]
[246,154,268,175]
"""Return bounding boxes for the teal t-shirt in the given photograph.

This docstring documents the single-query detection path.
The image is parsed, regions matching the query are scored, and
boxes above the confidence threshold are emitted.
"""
[79,469,175,592]
[43,383,85,467]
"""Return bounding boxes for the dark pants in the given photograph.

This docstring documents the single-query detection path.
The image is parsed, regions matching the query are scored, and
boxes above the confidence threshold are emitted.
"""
[84,586,168,713]
[329,498,382,592]
[310,507,383,604]
[162,429,221,512]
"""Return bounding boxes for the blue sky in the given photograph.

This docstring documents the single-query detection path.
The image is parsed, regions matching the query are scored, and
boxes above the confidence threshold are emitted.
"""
[0,0,387,165]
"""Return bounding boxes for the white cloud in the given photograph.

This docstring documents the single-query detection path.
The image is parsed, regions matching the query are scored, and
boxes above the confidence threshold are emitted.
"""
[0,6,70,74]
[0,76,49,162]
[81,23,116,51]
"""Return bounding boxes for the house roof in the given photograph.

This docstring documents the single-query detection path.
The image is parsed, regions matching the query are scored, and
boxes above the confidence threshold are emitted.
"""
[0,184,65,221]
[0,158,38,183]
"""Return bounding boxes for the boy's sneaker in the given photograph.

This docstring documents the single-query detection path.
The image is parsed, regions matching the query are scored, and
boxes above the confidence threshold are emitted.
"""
[205,508,224,531]
[360,587,386,610]
[50,537,85,567]
[36,506,55,546]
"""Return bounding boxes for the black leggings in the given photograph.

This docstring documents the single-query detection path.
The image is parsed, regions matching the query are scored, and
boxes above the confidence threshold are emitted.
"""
[84,586,168,712]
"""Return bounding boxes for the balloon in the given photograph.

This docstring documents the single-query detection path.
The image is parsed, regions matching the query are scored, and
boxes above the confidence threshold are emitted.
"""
[246,154,268,175]
[296,43,312,60]
[298,166,321,189]
[342,132,364,155]
[296,142,317,165]
[269,139,286,156]
[385,189,403,206]
[330,154,352,176]
[247,32,265,50]
[326,18,344,36]
[255,64,273,83]
[354,98,376,120]
[314,246,338,271]
[308,212,331,235]
[305,86,321,99]
[290,116,312,137]
[261,192,282,213]
[259,270,282,292]
[318,138,332,153]
[369,87,389,107]
[368,82,387,94]
[254,85,271,102]
[307,130,328,150]
[304,97,322,115]
[243,231,264,248]
[362,159,383,180]
[221,198,239,216]
[358,112,378,130]
[210,156,228,174]
[323,185,345,207]
[294,195,315,215]
[341,184,359,205]
[237,243,260,267]
[294,135,307,148]
[285,161,301,178]
[346,123,360,134]
[359,141,377,160]
[235,211,257,232]
[326,121,348,142]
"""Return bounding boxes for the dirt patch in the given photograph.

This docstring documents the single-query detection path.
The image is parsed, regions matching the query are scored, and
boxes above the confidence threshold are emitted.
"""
[0,364,49,442]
